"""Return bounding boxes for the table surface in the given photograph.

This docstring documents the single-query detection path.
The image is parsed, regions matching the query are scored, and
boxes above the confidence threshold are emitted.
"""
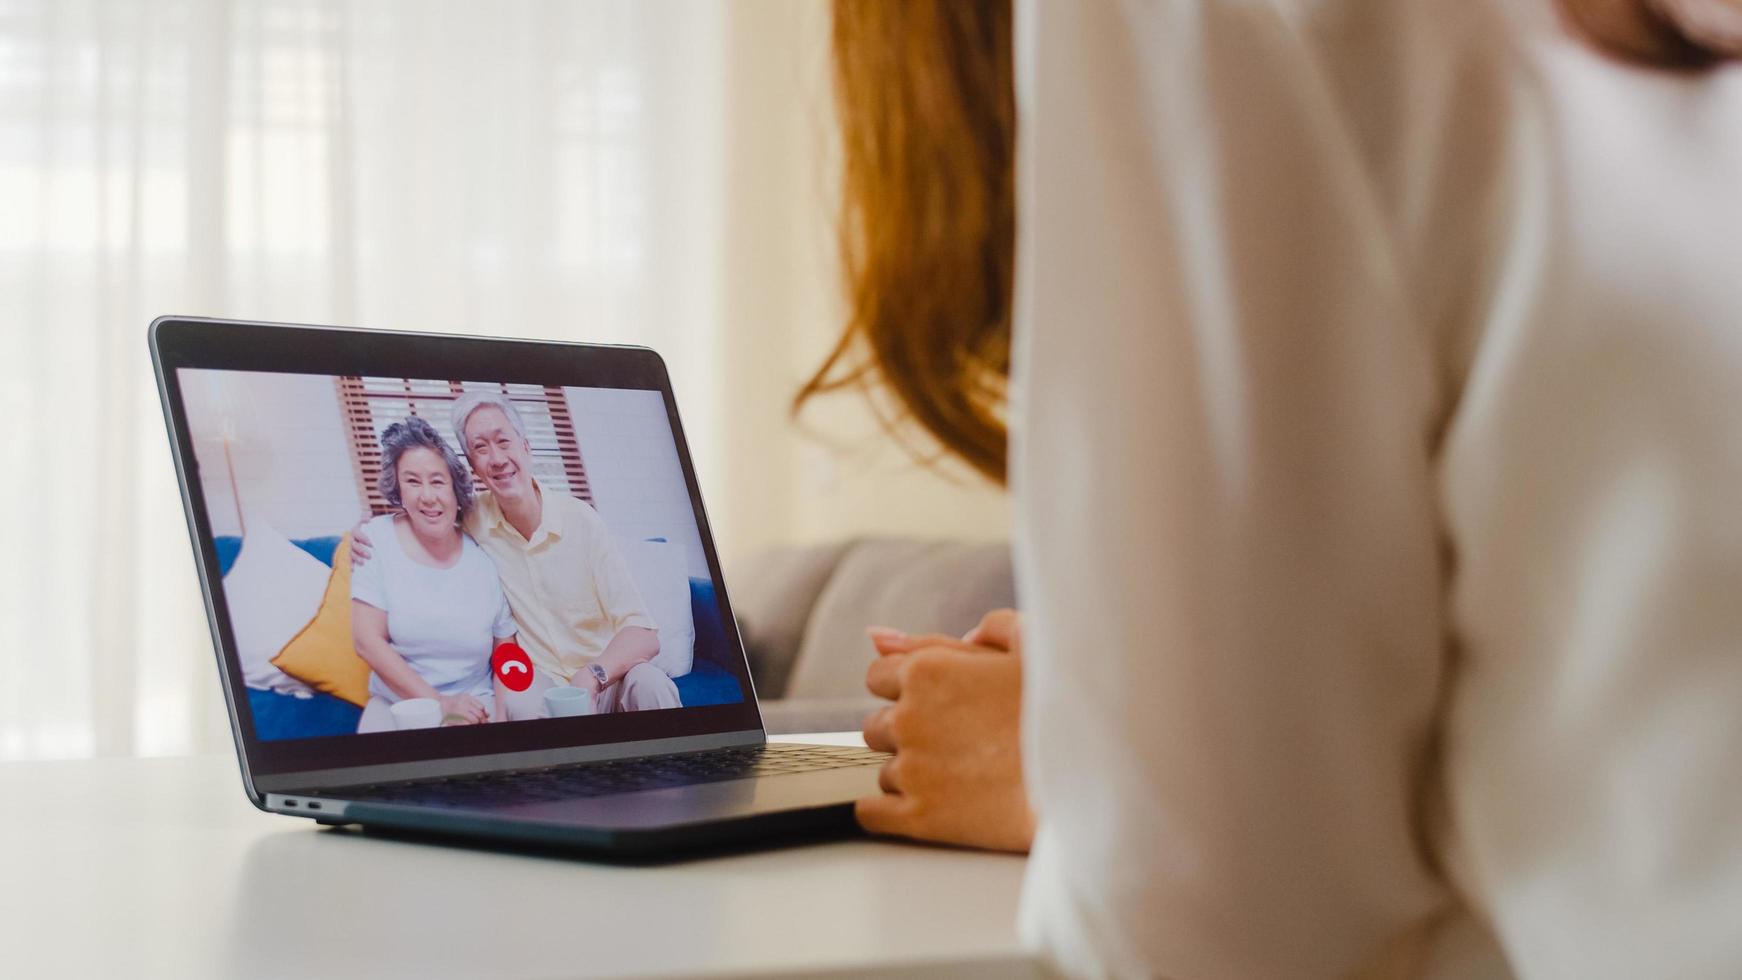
[0,734,1038,979]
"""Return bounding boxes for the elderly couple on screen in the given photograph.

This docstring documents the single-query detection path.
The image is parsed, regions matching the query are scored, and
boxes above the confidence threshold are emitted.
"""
[349,392,679,733]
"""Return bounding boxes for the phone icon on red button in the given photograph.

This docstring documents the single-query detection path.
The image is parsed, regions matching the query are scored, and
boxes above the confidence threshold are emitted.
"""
[492,642,534,692]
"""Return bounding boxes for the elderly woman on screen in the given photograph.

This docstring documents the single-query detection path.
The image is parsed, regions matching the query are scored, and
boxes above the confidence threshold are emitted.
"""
[352,416,518,733]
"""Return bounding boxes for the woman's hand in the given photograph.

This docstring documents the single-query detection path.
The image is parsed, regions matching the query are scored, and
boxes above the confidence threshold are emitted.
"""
[856,609,1034,853]
[437,693,488,725]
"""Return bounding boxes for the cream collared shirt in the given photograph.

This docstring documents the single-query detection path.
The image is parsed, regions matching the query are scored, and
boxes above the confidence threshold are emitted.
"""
[465,482,655,683]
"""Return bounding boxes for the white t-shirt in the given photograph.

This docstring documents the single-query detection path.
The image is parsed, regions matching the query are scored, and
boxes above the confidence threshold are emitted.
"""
[1012,1,1742,977]
[351,514,516,703]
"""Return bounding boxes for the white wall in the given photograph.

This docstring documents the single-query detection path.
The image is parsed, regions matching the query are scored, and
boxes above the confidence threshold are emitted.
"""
[180,369,364,541]
[565,386,710,579]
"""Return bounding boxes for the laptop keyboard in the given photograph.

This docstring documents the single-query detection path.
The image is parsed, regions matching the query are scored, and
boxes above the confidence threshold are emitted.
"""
[331,744,888,810]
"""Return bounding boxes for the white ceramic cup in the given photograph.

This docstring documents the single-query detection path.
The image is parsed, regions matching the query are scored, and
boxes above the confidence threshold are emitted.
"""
[390,697,443,730]
[544,686,595,718]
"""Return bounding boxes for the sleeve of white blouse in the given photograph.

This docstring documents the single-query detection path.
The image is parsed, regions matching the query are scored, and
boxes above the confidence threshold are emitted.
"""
[1009,0,1513,975]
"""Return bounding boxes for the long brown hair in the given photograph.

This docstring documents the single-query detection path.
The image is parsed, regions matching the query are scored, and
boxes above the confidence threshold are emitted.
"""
[795,0,1015,485]
[1558,0,1742,67]
[803,0,1734,488]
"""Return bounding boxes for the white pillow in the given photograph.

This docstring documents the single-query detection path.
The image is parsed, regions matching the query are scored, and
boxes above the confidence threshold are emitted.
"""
[222,521,329,694]
[616,536,695,678]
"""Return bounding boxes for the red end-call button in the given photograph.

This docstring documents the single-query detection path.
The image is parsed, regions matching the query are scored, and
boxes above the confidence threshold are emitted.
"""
[492,642,534,692]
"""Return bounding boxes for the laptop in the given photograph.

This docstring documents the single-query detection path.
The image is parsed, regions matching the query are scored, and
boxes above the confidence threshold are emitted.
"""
[150,315,885,855]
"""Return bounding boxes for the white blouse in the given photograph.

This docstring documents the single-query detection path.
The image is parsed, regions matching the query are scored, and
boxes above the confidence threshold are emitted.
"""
[1009,1,1742,977]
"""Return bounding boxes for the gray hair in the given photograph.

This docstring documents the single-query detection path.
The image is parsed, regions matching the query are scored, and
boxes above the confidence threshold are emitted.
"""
[378,416,475,519]
[450,390,530,451]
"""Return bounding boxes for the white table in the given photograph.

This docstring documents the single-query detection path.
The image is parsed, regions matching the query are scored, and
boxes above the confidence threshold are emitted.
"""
[0,734,1038,979]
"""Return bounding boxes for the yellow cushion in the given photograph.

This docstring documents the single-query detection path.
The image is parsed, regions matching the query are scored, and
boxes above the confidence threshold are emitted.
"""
[271,532,370,707]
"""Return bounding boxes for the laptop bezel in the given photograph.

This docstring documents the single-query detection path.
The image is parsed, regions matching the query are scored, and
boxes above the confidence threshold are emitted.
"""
[149,316,767,800]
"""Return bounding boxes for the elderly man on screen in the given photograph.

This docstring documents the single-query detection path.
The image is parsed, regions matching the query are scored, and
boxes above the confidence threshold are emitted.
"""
[353,392,681,717]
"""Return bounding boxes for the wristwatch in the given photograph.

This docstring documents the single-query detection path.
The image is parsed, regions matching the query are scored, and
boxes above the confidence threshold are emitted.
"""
[586,662,609,690]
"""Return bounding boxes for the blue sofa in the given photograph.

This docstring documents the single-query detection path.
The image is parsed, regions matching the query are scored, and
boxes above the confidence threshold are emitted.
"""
[215,535,744,741]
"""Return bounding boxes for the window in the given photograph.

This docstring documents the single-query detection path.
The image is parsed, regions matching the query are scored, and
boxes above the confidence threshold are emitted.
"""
[337,377,592,514]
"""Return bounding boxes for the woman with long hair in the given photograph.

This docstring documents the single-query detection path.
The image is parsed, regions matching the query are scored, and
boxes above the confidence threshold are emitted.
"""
[810,0,1742,975]
[351,417,519,732]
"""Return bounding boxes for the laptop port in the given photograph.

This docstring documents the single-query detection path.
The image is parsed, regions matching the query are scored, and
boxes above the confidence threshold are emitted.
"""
[283,799,299,807]
[306,802,322,810]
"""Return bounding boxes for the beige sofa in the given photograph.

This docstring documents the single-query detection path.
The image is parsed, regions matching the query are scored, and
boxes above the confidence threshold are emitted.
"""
[729,538,1016,734]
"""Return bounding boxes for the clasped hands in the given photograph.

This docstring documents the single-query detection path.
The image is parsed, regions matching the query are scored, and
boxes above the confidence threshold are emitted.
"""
[437,693,488,726]
[856,609,1034,854]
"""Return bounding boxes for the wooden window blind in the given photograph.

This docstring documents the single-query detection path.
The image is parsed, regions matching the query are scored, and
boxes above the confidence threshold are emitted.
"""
[337,377,593,517]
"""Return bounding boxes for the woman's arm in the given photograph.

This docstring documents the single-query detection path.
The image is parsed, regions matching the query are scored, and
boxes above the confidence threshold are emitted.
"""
[351,600,487,724]
[1005,0,1517,974]
[351,601,437,700]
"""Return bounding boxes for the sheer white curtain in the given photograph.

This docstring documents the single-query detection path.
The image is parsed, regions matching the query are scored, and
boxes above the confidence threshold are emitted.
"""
[0,0,812,759]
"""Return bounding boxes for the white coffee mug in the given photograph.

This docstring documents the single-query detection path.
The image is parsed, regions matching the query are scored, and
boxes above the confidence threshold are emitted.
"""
[544,686,595,718]
[390,697,443,730]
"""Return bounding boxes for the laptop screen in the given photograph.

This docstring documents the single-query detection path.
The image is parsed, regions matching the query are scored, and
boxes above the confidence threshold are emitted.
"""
[155,321,763,781]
